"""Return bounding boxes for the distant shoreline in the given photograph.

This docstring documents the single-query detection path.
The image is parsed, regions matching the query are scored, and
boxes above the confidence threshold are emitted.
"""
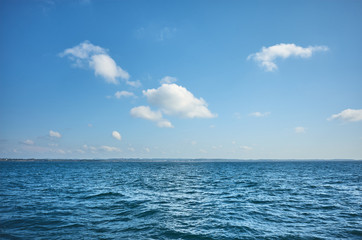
[0,158,361,163]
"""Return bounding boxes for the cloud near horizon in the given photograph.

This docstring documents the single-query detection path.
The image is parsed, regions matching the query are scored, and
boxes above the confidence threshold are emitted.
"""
[60,41,130,84]
[328,109,362,122]
[248,43,328,71]
[49,130,61,138]
[100,145,121,152]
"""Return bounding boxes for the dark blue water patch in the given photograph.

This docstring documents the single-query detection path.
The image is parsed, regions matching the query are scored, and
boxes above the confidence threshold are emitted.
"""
[0,161,361,239]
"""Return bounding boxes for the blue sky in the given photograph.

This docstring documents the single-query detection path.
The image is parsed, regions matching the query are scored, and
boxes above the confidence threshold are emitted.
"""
[1,0,361,159]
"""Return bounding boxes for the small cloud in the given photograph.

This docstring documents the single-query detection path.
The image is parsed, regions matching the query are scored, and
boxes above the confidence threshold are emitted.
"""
[49,130,61,138]
[191,140,197,145]
[240,145,252,151]
[128,147,135,152]
[144,147,150,153]
[248,43,328,71]
[130,106,174,128]
[60,41,129,84]
[328,109,362,122]
[112,131,122,141]
[23,139,34,145]
[126,79,141,88]
[295,126,306,134]
[249,112,270,117]
[88,123,93,127]
[100,145,121,152]
[160,76,177,84]
[114,91,135,98]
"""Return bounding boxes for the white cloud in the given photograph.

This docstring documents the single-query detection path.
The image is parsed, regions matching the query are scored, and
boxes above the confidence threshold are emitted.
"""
[130,106,173,128]
[60,41,129,84]
[60,40,105,60]
[115,91,135,98]
[328,109,362,122]
[248,43,328,71]
[249,112,270,117]
[23,139,34,145]
[90,54,129,84]
[143,83,216,118]
[100,145,121,152]
[160,76,177,84]
[112,131,122,141]
[295,126,306,134]
[49,130,61,138]
[240,145,252,151]
[126,79,141,88]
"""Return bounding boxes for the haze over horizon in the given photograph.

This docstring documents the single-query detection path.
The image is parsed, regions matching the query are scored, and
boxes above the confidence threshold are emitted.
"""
[1,0,361,159]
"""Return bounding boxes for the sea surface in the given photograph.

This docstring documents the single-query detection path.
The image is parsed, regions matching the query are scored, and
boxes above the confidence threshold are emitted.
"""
[0,161,361,240]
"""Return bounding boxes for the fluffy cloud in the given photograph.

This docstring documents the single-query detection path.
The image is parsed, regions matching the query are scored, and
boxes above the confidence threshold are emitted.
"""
[295,126,306,134]
[60,41,130,84]
[112,131,122,141]
[160,76,177,84]
[249,112,270,117]
[143,83,216,118]
[248,43,328,71]
[90,54,129,84]
[328,109,362,122]
[49,130,61,138]
[115,91,135,98]
[130,106,173,128]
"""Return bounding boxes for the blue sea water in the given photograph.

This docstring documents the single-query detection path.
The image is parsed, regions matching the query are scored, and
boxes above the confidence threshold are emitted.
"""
[0,161,361,240]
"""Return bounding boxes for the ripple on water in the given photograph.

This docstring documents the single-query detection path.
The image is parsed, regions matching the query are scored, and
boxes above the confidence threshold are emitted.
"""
[0,161,361,239]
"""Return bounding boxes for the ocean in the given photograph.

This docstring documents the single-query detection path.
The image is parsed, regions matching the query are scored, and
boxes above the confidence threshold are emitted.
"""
[0,161,361,239]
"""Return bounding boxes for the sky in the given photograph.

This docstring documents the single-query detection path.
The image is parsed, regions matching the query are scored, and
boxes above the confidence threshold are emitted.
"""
[0,0,361,159]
